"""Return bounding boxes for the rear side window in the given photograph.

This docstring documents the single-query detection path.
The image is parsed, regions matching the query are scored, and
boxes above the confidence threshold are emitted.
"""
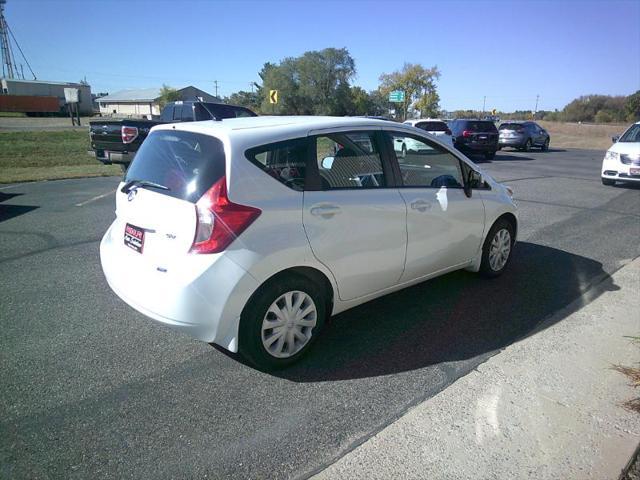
[125,130,225,203]
[172,106,182,121]
[315,131,386,190]
[246,138,308,191]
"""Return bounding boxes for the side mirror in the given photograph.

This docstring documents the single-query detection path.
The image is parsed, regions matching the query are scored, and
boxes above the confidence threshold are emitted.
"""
[321,156,334,169]
[612,135,620,143]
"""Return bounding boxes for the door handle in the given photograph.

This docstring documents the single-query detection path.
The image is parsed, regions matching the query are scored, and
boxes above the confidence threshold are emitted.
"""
[310,205,341,218]
[410,199,431,212]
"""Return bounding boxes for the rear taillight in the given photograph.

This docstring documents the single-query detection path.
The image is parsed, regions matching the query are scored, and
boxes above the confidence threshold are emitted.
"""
[462,130,473,137]
[190,176,261,254]
[121,126,138,144]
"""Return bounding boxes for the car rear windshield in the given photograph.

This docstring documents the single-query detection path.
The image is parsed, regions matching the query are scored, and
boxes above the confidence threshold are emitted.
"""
[499,123,525,131]
[464,121,498,132]
[416,121,448,132]
[124,130,225,203]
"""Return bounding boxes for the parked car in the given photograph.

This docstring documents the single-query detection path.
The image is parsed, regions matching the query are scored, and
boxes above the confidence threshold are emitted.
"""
[601,121,640,186]
[100,116,518,369]
[449,119,499,159]
[89,101,257,170]
[498,121,550,151]
[403,119,453,146]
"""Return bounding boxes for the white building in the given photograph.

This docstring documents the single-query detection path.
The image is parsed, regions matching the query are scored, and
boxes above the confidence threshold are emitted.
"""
[96,86,218,117]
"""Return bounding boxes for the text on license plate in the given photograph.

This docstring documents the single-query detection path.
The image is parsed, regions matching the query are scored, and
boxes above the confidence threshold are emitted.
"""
[124,223,145,253]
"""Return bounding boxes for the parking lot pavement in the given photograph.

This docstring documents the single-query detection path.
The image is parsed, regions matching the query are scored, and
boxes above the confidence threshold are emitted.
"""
[315,257,640,480]
[1,148,639,479]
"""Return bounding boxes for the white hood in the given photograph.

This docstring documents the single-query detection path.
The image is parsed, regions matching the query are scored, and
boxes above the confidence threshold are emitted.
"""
[609,141,640,155]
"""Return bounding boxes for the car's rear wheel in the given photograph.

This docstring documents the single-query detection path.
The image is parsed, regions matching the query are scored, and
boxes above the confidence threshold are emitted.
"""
[601,177,615,186]
[239,273,326,370]
[541,139,550,151]
[479,219,515,278]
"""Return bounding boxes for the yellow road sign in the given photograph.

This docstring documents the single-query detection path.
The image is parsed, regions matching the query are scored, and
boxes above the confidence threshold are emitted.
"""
[491,108,497,115]
[269,90,278,104]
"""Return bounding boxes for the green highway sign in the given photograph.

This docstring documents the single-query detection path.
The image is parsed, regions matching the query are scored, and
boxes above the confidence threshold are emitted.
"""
[388,90,405,103]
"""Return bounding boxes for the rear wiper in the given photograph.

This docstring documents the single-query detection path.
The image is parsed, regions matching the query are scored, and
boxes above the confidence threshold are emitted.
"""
[121,179,170,194]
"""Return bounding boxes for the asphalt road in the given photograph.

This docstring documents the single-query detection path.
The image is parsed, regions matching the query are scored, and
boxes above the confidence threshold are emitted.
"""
[1,148,639,479]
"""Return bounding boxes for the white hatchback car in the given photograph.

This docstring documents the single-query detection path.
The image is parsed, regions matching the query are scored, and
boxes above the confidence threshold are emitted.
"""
[101,116,518,369]
[601,121,640,186]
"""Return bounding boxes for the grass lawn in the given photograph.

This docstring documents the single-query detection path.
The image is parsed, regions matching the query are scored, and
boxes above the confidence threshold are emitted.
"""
[0,130,121,183]
[539,121,627,150]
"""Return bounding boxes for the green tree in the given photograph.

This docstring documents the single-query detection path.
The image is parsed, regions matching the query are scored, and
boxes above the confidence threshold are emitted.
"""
[158,84,181,109]
[226,88,261,113]
[259,48,357,115]
[595,110,613,123]
[378,63,441,120]
[625,90,640,122]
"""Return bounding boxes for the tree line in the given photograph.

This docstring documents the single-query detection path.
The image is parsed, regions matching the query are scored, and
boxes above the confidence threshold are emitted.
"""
[159,47,639,124]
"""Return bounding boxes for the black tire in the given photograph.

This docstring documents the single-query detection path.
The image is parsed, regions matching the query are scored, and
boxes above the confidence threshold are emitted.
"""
[484,150,496,160]
[601,177,615,186]
[523,139,531,152]
[541,138,550,151]
[239,273,327,370]
[479,218,515,278]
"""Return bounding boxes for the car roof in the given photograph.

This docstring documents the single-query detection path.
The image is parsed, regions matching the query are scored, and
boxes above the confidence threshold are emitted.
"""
[152,115,419,149]
[404,119,447,125]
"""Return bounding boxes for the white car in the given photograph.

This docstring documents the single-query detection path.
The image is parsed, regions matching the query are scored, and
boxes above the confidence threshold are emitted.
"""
[601,121,640,186]
[100,116,518,369]
[403,119,454,147]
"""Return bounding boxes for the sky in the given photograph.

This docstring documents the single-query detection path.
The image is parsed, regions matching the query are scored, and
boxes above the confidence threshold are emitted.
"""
[3,0,640,112]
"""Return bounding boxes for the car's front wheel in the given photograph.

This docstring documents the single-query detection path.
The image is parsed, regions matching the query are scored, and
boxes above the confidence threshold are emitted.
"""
[479,219,515,277]
[522,139,532,152]
[239,273,326,370]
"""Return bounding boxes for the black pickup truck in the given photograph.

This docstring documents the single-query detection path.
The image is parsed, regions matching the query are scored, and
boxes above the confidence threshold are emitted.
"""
[89,101,256,169]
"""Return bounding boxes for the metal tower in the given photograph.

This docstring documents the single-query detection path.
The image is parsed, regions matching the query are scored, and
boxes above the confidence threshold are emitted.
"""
[0,0,36,80]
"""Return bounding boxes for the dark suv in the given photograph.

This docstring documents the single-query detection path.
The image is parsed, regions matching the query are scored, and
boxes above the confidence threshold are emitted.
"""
[498,121,550,151]
[450,119,499,159]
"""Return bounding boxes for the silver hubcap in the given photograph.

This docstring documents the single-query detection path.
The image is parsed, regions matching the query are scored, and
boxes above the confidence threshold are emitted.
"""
[261,291,317,359]
[489,228,511,271]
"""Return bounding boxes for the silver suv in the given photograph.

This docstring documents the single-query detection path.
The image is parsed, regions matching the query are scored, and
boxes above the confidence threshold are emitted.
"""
[498,121,550,151]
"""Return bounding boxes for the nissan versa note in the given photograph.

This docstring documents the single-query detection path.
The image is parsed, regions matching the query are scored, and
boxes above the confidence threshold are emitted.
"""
[100,116,518,369]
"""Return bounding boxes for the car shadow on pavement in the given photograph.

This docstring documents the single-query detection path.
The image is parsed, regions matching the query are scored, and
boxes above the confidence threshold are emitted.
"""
[0,192,38,223]
[271,242,617,382]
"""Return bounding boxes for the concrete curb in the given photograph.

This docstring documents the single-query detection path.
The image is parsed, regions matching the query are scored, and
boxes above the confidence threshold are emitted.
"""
[314,258,640,480]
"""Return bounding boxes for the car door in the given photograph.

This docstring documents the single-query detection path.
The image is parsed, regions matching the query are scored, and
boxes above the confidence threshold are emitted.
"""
[303,130,407,301]
[383,131,486,281]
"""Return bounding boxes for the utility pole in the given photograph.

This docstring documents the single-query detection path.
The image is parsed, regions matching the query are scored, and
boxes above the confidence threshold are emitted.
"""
[482,96,486,116]
[214,80,218,98]
[249,82,254,93]
[534,94,539,119]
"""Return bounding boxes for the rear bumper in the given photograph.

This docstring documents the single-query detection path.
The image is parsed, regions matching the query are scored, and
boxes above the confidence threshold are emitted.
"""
[456,142,497,153]
[100,223,259,352]
[498,137,525,147]
[89,149,134,165]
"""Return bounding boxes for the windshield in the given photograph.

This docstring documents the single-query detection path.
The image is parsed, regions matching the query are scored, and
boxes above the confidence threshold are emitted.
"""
[618,124,640,142]
[124,130,225,203]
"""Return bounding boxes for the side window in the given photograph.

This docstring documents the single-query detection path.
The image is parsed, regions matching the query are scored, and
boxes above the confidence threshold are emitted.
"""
[159,106,173,122]
[181,105,193,122]
[172,105,182,121]
[315,131,386,189]
[388,133,464,188]
[246,138,308,191]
